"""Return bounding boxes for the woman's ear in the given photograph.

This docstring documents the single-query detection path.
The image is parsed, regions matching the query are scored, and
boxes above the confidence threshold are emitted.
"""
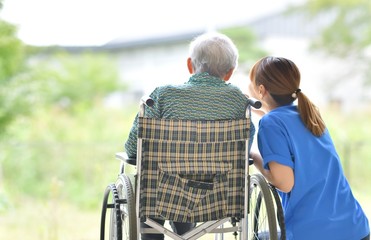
[258,84,267,99]
[187,58,194,74]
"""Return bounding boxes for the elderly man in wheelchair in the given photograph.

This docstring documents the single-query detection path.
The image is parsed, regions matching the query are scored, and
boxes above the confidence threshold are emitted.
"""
[100,32,285,240]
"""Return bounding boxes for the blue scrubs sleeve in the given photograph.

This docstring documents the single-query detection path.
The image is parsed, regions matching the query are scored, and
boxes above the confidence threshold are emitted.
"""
[257,122,294,170]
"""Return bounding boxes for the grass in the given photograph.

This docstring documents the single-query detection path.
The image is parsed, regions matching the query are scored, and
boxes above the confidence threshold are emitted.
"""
[0,198,99,240]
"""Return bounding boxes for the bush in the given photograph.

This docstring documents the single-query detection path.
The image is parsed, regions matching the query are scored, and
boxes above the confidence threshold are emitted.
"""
[2,104,138,210]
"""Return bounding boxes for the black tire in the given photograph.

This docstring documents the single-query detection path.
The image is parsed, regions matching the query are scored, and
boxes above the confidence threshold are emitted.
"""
[100,183,122,240]
[111,175,137,240]
[248,174,279,240]
[269,183,286,240]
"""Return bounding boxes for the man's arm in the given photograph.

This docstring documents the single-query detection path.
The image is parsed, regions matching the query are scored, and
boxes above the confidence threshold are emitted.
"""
[124,114,139,158]
[124,88,162,157]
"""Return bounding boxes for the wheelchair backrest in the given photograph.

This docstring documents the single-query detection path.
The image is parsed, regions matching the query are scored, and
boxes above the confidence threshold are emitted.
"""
[137,117,251,223]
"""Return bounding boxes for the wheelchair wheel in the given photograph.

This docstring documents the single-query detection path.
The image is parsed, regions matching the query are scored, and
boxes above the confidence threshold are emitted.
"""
[100,175,137,240]
[112,175,137,240]
[269,183,286,240]
[101,183,122,240]
[248,174,279,240]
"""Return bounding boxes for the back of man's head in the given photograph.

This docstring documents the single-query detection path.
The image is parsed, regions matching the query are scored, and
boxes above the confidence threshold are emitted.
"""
[189,32,239,78]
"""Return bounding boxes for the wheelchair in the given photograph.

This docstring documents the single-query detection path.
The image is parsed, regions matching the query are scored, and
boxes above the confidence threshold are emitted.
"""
[100,97,286,240]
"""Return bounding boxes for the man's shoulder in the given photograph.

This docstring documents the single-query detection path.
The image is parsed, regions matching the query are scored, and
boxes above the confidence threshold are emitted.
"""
[152,82,246,102]
[157,82,243,90]
[152,84,187,96]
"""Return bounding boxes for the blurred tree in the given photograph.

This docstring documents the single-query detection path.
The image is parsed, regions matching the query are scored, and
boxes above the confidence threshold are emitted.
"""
[0,0,123,212]
[1,50,124,205]
[298,0,371,83]
[220,27,268,70]
[0,17,28,135]
[30,51,123,112]
[304,0,370,56]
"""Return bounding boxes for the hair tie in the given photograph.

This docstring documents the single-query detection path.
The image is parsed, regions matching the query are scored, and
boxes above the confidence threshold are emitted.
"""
[291,88,301,98]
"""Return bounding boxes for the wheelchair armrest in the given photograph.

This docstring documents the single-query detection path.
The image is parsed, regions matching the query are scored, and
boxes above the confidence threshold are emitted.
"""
[115,152,137,165]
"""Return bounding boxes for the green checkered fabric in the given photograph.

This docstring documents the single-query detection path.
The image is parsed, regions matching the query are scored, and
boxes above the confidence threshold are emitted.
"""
[138,117,250,223]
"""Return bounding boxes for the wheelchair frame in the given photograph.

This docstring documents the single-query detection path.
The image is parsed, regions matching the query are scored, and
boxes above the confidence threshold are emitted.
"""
[101,97,285,240]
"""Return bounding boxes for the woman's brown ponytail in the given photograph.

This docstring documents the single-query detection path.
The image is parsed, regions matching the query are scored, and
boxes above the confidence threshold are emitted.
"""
[296,91,326,136]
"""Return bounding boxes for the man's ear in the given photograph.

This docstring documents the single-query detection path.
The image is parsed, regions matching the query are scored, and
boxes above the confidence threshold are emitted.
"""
[223,68,235,81]
[187,58,193,74]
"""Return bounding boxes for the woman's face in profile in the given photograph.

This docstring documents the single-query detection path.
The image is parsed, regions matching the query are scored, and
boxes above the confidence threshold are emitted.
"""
[248,78,259,100]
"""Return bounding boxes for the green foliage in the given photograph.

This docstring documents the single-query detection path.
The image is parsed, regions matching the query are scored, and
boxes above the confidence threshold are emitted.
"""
[305,0,371,57]
[0,47,127,209]
[29,51,124,112]
[305,0,370,13]
[2,104,138,209]
[0,21,24,81]
[0,47,124,135]
[0,72,41,135]
[0,16,126,209]
[300,0,371,57]
[220,27,268,67]
[323,108,371,190]
[0,20,27,135]
[292,0,371,86]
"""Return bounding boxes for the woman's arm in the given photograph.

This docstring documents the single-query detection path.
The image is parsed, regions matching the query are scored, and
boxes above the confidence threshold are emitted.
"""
[251,151,294,193]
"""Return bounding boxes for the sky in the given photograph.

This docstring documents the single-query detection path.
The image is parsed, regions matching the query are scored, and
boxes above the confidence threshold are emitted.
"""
[1,0,304,46]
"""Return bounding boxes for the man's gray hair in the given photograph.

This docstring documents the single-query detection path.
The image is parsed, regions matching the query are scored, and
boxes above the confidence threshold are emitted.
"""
[189,32,239,78]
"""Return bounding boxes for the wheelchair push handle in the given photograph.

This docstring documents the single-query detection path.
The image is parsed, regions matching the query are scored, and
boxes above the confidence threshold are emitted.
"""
[247,97,262,109]
[141,95,261,111]
[141,96,154,107]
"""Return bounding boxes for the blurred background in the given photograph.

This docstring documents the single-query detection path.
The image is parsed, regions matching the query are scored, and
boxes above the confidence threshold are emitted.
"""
[0,0,370,239]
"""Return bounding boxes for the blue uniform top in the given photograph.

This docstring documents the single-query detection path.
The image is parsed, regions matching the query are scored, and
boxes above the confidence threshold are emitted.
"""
[258,104,369,240]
